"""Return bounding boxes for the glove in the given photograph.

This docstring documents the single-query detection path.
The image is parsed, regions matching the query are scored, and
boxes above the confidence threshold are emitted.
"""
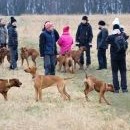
[89,43,92,47]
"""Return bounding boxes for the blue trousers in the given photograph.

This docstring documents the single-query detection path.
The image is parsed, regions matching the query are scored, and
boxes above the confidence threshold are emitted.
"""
[9,47,18,69]
[44,55,56,75]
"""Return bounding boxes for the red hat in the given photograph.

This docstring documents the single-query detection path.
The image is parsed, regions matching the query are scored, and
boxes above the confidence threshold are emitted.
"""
[63,26,70,32]
[45,22,53,30]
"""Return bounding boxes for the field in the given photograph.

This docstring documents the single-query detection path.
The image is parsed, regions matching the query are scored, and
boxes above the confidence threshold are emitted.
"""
[0,15,130,130]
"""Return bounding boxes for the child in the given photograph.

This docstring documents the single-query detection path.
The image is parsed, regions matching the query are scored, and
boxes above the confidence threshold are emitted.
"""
[58,26,73,55]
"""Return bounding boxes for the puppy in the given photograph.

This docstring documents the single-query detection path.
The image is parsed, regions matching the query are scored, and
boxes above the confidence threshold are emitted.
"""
[84,75,114,105]
[0,78,22,101]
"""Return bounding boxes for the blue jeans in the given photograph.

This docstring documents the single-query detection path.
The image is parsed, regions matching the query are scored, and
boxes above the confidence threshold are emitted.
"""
[9,47,18,69]
[44,55,56,75]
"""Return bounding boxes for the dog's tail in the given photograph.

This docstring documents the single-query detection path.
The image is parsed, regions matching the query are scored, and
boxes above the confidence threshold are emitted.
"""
[64,77,74,80]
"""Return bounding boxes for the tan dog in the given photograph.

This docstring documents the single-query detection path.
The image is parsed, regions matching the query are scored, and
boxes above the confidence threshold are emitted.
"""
[24,66,71,102]
[57,52,74,73]
[84,75,114,105]
[70,46,86,69]
[21,47,39,67]
[0,79,22,101]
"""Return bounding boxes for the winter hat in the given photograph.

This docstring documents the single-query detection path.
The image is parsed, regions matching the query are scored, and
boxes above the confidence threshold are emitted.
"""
[11,17,16,24]
[112,18,120,25]
[63,26,69,32]
[82,16,88,21]
[98,20,106,26]
[45,22,53,30]
[113,24,120,30]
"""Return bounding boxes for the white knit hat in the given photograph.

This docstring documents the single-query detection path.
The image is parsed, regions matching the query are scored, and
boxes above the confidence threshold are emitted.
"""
[112,18,120,25]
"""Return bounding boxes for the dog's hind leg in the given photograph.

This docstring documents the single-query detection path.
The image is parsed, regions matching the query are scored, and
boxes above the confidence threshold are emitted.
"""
[2,92,8,101]
[32,57,36,66]
[63,87,70,100]
[34,86,39,102]
[26,58,29,67]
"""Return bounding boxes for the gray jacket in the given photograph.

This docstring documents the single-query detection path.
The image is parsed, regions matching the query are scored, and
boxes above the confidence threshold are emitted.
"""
[0,24,7,45]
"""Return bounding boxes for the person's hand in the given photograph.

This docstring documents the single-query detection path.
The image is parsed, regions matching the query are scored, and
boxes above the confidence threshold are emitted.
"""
[89,43,92,47]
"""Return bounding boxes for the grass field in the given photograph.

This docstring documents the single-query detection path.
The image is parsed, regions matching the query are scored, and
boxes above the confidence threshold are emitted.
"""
[0,15,130,130]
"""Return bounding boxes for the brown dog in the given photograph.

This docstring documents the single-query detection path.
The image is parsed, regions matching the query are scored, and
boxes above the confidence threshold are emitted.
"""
[57,52,74,73]
[0,79,22,101]
[0,47,10,65]
[24,66,71,102]
[70,46,86,69]
[21,47,39,67]
[84,75,114,105]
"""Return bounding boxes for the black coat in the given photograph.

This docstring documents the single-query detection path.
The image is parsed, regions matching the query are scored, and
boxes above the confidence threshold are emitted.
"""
[8,25,18,48]
[106,33,129,60]
[97,28,108,49]
[76,23,93,47]
[39,29,59,57]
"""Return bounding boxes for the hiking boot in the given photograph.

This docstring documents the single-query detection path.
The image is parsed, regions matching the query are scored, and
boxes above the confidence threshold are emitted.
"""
[114,90,119,93]
[122,89,128,93]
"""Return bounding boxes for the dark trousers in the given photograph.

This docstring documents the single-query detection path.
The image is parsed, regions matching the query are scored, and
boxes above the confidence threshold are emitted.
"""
[44,55,56,75]
[80,47,91,66]
[111,57,127,91]
[9,47,18,69]
[97,49,107,69]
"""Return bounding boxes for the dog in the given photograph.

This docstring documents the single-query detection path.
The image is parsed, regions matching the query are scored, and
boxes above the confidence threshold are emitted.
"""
[24,66,71,102]
[70,46,86,69]
[0,47,10,65]
[21,47,39,67]
[0,78,22,101]
[84,74,114,105]
[57,52,74,73]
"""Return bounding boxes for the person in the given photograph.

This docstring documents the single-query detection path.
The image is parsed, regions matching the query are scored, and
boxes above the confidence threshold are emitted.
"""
[97,20,108,70]
[39,22,59,75]
[58,26,73,55]
[76,16,93,69]
[106,24,129,93]
[8,17,18,70]
[0,18,7,48]
[7,17,16,30]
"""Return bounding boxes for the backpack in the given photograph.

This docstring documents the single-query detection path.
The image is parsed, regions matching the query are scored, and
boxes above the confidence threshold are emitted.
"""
[114,34,128,53]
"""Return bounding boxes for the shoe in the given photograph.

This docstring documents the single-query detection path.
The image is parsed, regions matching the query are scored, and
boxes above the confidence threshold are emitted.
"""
[96,68,103,70]
[114,90,119,93]
[122,89,128,93]
[79,66,84,70]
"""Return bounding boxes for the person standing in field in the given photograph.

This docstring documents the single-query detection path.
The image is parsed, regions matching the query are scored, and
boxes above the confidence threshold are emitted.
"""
[58,26,73,55]
[106,24,129,93]
[76,16,93,69]
[97,20,108,70]
[39,22,59,75]
[8,18,18,70]
[0,18,7,48]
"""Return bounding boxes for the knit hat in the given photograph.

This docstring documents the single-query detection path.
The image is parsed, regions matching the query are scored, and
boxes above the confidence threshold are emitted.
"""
[98,20,106,26]
[112,18,120,25]
[63,26,69,32]
[82,16,88,21]
[45,22,53,30]
[11,17,16,24]
[113,24,120,30]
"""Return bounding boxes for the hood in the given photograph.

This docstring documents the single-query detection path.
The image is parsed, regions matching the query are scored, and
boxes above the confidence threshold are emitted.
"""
[111,29,121,35]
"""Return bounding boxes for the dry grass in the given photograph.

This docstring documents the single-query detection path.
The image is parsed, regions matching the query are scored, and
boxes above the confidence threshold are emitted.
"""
[0,15,130,130]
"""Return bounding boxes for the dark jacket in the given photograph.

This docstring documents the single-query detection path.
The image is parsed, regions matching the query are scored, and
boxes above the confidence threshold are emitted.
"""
[97,28,108,49]
[39,29,59,57]
[106,33,129,60]
[76,23,93,47]
[8,25,18,48]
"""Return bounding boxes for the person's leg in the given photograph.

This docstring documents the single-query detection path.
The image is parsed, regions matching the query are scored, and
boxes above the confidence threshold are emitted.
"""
[97,49,103,69]
[15,48,18,61]
[111,59,120,92]
[86,47,91,67]
[103,49,107,69]
[119,58,128,92]
[44,55,51,75]
[79,52,84,69]
[50,55,56,75]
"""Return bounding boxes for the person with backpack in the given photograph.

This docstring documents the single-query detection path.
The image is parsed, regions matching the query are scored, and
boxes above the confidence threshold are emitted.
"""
[39,22,59,75]
[0,18,7,48]
[106,24,129,93]
[97,20,108,70]
[76,16,93,69]
[8,17,18,70]
[58,26,73,55]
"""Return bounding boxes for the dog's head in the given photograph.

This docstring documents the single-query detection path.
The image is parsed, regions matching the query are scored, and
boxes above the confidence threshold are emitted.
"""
[79,46,87,52]
[10,79,22,87]
[106,83,114,92]
[24,66,37,78]
[21,47,28,53]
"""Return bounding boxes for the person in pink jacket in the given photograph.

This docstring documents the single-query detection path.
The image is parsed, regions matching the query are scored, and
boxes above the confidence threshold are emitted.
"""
[58,26,73,55]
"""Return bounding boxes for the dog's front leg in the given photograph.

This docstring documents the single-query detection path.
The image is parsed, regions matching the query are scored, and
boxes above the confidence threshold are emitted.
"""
[34,87,39,102]
[26,58,29,67]
[2,92,8,101]
[38,88,42,102]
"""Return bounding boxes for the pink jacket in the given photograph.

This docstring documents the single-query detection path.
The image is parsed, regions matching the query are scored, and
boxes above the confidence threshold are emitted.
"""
[58,32,73,55]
